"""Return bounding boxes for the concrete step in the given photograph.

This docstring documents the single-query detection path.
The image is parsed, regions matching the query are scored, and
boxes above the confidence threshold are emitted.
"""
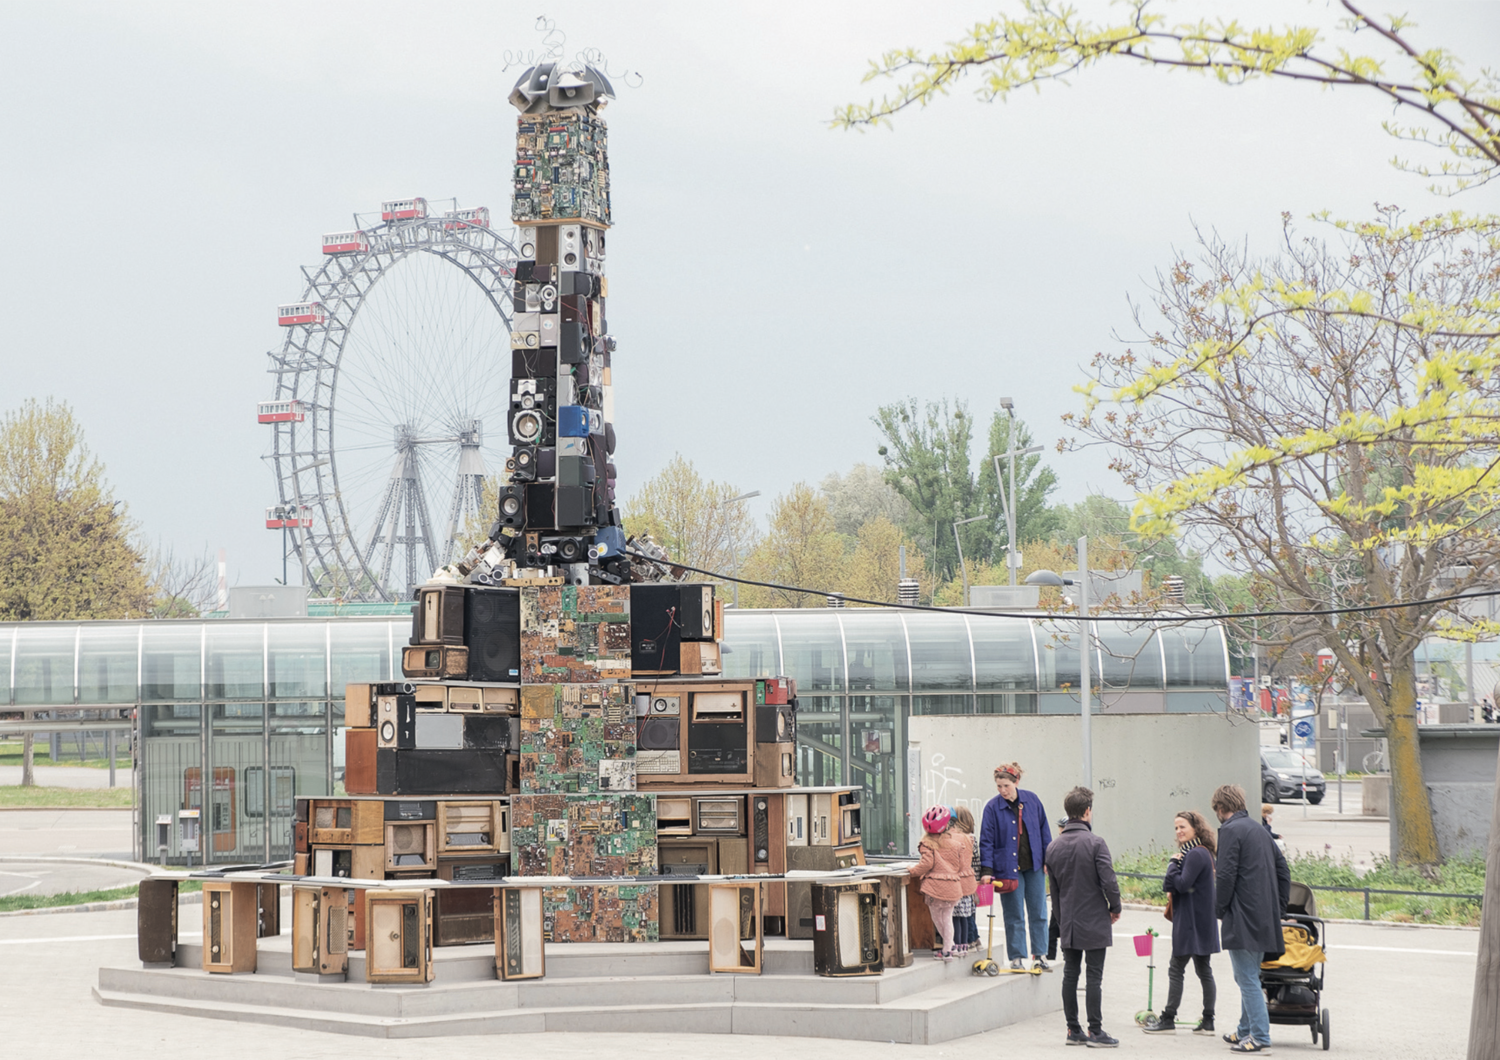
[97,943,1061,1043]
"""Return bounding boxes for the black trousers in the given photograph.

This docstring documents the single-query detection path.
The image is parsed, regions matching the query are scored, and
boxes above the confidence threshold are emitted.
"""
[1061,947,1107,1034]
[1160,953,1216,1021]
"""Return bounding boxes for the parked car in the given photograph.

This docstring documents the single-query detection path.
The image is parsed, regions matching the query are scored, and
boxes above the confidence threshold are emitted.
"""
[1261,748,1326,804]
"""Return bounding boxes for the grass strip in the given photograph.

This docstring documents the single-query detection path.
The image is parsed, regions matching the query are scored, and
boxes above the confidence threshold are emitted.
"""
[0,786,133,808]
[1115,847,1485,927]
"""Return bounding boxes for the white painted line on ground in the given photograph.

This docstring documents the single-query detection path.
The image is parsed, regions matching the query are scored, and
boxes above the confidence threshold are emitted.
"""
[1335,943,1476,957]
[0,881,40,898]
[0,933,202,945]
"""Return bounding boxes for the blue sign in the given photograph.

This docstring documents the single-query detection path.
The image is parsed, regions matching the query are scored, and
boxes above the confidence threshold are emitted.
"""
[1293,719,1314,739]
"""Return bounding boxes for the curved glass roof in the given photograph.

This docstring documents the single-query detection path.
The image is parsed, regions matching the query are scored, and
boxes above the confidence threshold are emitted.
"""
[0,609,1228,705]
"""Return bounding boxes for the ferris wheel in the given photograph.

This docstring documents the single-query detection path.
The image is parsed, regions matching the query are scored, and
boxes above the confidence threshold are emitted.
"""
[259,198,520,602]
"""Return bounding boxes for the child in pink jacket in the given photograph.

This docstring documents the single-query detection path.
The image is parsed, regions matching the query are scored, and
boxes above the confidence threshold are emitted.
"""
[909,805,977,961]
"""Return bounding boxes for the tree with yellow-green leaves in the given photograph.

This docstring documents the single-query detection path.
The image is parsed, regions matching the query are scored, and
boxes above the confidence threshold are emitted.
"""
[623,455,759,586]
[0,399,151,620]
[839,515,933,606]
[834,0,1500,193]
[1069,210,1500,868]
[0,399,152,786]
[739,484,846,609]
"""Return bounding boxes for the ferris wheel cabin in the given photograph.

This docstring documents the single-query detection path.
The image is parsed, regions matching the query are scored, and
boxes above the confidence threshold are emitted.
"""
[322,230,369,255]
[277,302,326,326]
[265,505,314,530]
[442,206,490,230]
[256,400,306,424]
[381,198,428,221]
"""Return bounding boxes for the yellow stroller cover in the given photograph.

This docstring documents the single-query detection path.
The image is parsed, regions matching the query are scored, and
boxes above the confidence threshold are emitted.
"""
[1261,923,1326,971]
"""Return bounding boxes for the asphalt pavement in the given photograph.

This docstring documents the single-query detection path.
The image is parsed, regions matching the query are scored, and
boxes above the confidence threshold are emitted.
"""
[0,859,147,899]
[0,782,1481,1057]
[0,809,135,861]
[0,902,1475,1059]
[0,765,133,789]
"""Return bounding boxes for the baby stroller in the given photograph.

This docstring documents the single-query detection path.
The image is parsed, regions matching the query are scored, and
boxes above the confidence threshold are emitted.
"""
[1259,881,1330,1050]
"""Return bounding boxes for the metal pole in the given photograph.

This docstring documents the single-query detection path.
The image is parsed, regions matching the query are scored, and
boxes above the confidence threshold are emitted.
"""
[954,523,969,606]
[1008,425,1018,587]
[107,729,115,789]
[1467,640,1475,719]
[1079,535,1092,789]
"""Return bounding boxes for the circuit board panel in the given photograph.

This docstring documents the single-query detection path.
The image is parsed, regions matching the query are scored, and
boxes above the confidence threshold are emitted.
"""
[512,111,610,225]
[518,682,636,794]
[511,791,659,943]
[520,585,632,684]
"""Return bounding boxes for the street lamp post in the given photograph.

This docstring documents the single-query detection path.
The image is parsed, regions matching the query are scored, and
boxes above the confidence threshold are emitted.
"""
[995,398,1044,587]
[953,515,987,607]
[1026,536,1093,788]
[714,490,760,607]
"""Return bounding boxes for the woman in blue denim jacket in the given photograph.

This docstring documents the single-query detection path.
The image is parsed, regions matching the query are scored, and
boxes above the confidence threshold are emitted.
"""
[979,761,1054,971]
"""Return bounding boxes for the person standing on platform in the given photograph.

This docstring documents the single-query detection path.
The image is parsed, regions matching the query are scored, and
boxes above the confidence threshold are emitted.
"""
[1213,783,1291,1054]
[1045,786,1122,1048]
[979,761,1054,972]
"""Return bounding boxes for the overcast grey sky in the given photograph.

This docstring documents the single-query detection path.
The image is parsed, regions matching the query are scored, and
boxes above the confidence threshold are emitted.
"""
[2,0,1498,590]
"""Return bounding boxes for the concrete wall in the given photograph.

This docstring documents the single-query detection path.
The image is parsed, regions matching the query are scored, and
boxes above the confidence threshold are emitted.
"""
[1411,727,1499,861]
[908,713,1262,858]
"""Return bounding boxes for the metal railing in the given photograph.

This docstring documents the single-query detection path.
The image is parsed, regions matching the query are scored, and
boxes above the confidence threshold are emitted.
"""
[1116,870,1482,921]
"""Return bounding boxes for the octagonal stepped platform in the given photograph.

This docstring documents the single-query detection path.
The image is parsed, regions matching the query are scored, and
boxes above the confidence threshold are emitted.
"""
[95,937,1058,1043]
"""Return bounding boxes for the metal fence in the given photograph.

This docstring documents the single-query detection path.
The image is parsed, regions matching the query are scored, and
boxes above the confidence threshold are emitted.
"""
[1116,870,1481,921]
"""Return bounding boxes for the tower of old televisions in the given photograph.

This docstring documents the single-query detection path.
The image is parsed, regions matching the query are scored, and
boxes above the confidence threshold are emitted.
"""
[159,60,890,990]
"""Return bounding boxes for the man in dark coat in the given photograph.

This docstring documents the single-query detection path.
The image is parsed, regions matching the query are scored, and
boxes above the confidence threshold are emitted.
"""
[1213,783,1292,1054]
[1044,786,1122,1048]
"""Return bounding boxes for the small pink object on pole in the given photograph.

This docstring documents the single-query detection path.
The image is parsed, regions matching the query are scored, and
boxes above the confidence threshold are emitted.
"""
[1133,933,1154,957]
[975,882,994,907]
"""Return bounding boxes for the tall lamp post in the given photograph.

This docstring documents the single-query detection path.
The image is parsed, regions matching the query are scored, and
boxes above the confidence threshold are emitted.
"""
[953,515,987,607]
[995,397,1044,587]
[714,490,760,607]
[1027,536,1092,788]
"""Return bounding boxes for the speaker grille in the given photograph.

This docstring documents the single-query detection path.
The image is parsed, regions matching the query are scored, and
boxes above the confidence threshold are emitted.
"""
[638,717,679,751]
[465,589,520,682]
[391,824,424,855]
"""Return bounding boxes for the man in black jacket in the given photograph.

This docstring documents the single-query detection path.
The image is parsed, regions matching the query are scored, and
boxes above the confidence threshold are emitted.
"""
[1212,783,1292,1054]
[1044,786,1122,1048]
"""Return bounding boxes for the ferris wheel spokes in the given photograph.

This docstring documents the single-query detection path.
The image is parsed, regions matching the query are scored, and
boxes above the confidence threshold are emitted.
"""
[265,205,516,602]
[443,421,488,567]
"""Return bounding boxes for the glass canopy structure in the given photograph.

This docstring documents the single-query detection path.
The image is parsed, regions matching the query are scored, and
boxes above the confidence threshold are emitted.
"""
[0,609,1227,861]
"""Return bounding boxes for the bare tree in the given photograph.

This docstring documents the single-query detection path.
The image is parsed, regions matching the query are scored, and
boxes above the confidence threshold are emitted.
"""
[1069,209,1500,867]
[144,542,220,618]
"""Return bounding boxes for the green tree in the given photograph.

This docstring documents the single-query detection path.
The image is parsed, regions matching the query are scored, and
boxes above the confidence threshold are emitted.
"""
[622,455,758,584]
[873,398,979,582]
[0,399,151,786]
[1071,212,1500,867]
[835,0,1500,193]
[976,411,1060,566]
[819,463,913,539]
[740,484,845,609]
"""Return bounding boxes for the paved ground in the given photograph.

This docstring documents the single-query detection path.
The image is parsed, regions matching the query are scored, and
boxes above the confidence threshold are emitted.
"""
[0,902,1475,1059]
[0,809,135,861]
[0,859,148,898]
[1270,780,1391,873]
[0,786,1481,1056]
[0,765,133,789]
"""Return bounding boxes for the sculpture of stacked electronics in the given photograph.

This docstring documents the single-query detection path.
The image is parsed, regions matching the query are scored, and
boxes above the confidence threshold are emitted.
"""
[156,59,909,989]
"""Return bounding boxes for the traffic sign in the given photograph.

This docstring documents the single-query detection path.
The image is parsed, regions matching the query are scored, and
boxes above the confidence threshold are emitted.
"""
[1293,719,1314,739]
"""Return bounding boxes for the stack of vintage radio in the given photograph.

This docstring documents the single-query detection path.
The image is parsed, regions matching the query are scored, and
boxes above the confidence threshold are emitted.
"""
[265,579,902,983]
